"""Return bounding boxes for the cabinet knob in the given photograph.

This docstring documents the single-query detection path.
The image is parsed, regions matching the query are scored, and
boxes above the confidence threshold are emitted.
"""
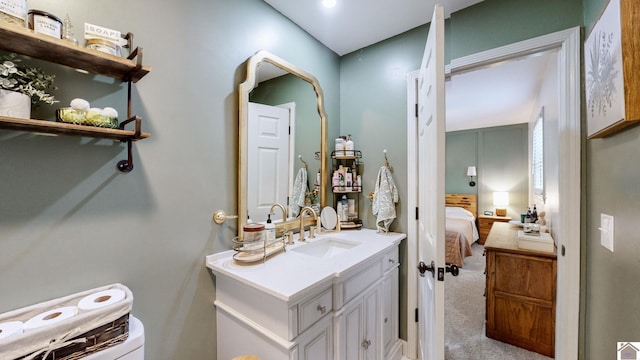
[384,317,388,324]
[317,305,326,314]
[362,339,372,349]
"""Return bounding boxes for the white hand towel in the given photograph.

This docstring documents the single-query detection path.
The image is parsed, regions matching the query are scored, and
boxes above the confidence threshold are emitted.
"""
[372,166,398,233]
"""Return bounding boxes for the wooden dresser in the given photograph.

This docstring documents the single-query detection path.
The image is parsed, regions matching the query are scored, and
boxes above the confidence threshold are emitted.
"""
[484,222,556,357]
[477,215,511,244]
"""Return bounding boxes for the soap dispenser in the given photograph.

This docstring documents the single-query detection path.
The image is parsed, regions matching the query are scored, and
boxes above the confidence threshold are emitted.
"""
[265,213,275,243]
[346,135,354,156]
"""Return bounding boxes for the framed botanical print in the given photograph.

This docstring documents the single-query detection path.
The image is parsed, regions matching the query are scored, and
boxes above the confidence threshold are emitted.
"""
[585,0,640,138]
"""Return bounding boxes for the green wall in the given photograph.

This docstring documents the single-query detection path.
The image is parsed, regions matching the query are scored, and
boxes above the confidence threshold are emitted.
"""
[0,0,339,359]
[446,131,478,194]
[582,0,640,359]
[3,0,634,358]
[446,124,529,218]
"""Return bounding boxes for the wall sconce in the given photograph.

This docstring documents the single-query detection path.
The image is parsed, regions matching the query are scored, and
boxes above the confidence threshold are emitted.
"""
[466,166,477,187]
[493,191,509,217]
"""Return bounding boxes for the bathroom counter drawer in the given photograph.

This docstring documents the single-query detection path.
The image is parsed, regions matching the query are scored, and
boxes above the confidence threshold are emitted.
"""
[296,287,333,335]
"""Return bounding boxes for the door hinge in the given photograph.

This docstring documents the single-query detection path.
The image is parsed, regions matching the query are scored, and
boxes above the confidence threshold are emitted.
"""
[288,126,291,135]
[415,207,419,220]
[415,103,419,118]
[415,308,419,322]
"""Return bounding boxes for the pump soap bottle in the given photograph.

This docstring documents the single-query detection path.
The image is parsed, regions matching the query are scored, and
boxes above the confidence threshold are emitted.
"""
[265,214,275,243]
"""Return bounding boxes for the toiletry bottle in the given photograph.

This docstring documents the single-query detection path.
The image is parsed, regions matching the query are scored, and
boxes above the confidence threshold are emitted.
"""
[332,170,340,190]
[341,195,348,221]
[335,137,344,153]
[346,135,354,156]
[265,214,275,243]
[532,204,538,223]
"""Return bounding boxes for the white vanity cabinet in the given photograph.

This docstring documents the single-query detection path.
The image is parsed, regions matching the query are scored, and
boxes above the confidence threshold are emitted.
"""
[334,246,401,360]
[206,229,405,360]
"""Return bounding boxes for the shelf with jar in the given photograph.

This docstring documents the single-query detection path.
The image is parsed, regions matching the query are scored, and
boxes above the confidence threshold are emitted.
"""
[0,20,151,172]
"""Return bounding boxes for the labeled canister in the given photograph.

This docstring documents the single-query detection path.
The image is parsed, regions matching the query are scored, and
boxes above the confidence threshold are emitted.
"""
[28,9,62,39]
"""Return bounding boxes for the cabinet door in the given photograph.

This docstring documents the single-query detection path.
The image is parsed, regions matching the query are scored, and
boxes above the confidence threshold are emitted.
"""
[337,299,363,359]
[296,322,333,360]
[381,267,399,356]
[336,286,380,360]
[363,287,380,360]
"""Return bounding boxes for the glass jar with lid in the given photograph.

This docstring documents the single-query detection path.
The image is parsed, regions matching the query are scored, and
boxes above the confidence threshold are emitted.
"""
[242,223,265,253]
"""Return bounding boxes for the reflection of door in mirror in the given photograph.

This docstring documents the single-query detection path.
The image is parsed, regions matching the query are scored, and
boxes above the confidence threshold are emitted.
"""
[249,70,321,221]
[247,102,293,222]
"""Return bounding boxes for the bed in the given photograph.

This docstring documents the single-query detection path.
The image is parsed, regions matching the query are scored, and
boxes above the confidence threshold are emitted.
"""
[445,194,479,267]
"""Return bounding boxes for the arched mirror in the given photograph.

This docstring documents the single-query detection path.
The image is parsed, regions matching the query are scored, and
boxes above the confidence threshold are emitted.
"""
[238,50,327,238]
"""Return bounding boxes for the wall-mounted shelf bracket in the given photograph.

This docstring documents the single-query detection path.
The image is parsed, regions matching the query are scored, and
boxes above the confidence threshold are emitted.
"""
[116,116,142,173]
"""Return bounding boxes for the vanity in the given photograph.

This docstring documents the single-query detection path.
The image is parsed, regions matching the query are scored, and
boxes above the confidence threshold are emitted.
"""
[207,50,404,359]
[206,228,405,360]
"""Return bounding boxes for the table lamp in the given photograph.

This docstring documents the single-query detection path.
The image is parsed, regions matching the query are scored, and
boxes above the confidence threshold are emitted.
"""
[493,191,509,217]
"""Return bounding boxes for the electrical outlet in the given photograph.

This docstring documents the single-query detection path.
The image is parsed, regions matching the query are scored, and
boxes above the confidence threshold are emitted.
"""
[599,213,614,252]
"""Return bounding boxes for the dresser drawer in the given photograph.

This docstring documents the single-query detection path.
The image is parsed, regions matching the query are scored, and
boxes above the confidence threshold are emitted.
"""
[298,287,333,334]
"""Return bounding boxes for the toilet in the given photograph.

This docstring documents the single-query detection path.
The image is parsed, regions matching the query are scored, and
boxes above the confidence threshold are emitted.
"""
[83,315,145,360]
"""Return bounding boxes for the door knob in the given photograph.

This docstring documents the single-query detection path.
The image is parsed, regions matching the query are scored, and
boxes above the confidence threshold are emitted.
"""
[446,264,459,276]
[417,260,435,277]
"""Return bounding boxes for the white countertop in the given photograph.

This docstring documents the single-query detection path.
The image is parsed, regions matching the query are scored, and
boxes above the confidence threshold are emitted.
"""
[206,228,406,302]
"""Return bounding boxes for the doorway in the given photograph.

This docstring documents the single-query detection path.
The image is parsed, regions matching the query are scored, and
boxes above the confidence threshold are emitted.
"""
[405,27,581,359]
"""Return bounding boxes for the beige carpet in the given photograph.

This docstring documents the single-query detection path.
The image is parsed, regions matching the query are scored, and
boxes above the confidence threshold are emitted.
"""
[444,243,553,360]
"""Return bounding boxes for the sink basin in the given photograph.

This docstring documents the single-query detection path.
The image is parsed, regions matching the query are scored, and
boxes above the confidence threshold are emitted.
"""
[291,237,360,258]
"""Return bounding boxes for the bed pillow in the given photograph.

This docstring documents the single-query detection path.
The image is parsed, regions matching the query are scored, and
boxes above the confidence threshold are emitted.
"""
[446,206,474,219]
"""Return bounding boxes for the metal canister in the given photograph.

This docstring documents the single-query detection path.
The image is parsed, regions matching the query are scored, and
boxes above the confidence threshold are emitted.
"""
[27,9,62,39]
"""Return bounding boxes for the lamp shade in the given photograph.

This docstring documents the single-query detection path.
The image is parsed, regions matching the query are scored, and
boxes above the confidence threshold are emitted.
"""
[466,166,477,177]
[493,191,509,207]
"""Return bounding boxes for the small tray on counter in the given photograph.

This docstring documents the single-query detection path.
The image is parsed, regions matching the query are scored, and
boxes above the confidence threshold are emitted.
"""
[231,239,285,263]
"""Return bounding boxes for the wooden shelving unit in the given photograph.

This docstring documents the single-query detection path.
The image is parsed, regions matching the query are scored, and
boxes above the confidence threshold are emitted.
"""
[0,22,150,82]
[0,22,151,171]
[0,116,149,141]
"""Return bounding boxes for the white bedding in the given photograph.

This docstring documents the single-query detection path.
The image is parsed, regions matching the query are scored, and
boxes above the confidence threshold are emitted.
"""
[445,206,479,246]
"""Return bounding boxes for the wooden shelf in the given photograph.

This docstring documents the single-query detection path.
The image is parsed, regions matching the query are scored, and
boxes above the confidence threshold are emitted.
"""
[0,22,150,83]
[0,116,149,141]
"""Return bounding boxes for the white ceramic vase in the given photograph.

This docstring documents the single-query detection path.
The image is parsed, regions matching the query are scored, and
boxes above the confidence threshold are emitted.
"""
[0,89,31,119]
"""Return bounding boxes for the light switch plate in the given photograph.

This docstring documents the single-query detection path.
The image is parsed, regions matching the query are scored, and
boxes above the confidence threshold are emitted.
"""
[600,213,614,252]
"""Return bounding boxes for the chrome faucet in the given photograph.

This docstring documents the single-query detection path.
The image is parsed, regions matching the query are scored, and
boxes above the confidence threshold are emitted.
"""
[298,206,318,242]
[269,203,288,222]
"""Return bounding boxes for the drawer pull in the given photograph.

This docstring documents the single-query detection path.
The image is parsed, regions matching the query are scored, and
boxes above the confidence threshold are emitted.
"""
[362,339,372,349]
[317,305,327,314]
[384,317,388,324]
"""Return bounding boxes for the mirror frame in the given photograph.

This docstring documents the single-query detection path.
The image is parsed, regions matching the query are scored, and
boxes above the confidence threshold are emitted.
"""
[238,50,328,238]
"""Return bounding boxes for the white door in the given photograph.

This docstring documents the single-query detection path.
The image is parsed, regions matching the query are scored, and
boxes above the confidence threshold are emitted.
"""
[247,102,291,222]
[416,4,446,360]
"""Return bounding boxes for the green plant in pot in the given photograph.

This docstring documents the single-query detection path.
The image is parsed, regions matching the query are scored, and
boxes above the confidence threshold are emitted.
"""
[0,52,58,119]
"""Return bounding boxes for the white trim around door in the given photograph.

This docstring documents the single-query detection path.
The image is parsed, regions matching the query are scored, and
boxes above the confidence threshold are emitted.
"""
[405,26,581,360]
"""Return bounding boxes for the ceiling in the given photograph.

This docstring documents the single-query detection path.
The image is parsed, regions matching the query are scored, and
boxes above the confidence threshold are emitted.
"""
[262,0,556,131]
[263,0,484,56]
